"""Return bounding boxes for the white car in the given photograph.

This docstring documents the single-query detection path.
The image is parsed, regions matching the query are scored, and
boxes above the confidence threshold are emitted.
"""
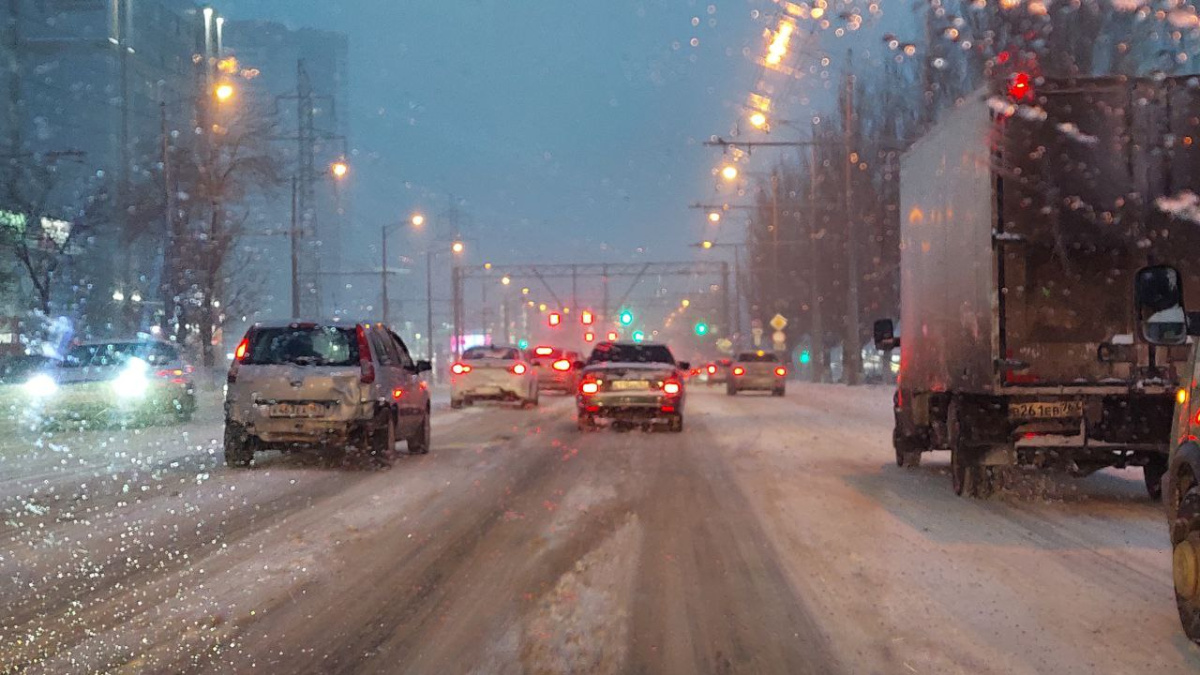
[450,345,539,409]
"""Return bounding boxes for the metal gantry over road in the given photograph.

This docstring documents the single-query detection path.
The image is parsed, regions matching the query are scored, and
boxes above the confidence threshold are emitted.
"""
[451,261,731,354]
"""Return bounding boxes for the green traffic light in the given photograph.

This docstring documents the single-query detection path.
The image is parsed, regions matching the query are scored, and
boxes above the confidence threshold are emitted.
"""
[619,310,634,326]
[799,350,811,364]
[632,330,645,342]
[694,322,709,336]
[518,339,529,350]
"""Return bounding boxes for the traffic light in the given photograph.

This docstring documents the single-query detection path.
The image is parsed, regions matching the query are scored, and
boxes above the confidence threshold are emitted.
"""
[1008,72,1033,101]
[518,339,529,350]
[619,310,633,326]
[581,310,594,326]
[632,330,646,342]
[694,322,709,336]
[548,312,561,327]
[607,330,619,341]
[799,350,811,364]
[584,331,595,343]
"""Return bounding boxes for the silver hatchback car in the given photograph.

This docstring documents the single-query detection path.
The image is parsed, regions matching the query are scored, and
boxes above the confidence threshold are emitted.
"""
[223,321,432,467]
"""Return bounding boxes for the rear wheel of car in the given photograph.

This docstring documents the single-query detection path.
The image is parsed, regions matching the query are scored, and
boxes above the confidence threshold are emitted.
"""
[450,398,464,410]
[668,415,684,433]
[408,408,432,455]
[726,385,737,396]
[223,421,255,468]
[578,413,596,431]
[772,387,785,397]
[371,413,397,462]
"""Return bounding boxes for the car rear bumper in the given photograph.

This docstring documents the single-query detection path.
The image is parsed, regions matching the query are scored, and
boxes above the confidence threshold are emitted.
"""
[578,393,682,419]
[537,373,577,391]
[731,376,784,390]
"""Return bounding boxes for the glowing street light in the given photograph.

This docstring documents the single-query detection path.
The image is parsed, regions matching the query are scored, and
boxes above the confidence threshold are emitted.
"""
[331,160,349,179]
[721,165,739,181]
[410,213,425,227]
[701,240,715,249]
[451,240,465,254]
[521,287,530,295]
[501,275,512,286]
[749,111,768,128]
[708,211,721,223]
[214,83,235,102]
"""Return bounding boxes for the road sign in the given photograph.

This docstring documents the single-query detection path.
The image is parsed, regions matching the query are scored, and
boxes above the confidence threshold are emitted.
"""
[751,327,763,347]
[715,338,733,353]
[769,314,788,331]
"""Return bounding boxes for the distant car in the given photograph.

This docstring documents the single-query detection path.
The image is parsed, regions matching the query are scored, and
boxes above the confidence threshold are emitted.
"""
[450,345,539,409]
[17,339,195,426]
[223,321,432,467]
[577,341,688,432]
[527,345,582,394]
[0,354,62,421]
[727,350,787,396]
[705,358,733,386]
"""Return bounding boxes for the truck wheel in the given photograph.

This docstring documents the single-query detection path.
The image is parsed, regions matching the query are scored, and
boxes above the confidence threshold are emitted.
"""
[948,401,992,498]
[1145,454,1168,501]
[894,429,922,468]
[223,422,255,468]
[1173,485,1200,643]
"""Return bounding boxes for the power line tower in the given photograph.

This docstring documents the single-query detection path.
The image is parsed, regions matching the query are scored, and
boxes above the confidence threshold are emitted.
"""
[294,60,321,317]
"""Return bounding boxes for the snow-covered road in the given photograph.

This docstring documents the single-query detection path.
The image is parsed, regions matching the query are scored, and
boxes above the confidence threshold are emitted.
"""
[0,385,1197,673]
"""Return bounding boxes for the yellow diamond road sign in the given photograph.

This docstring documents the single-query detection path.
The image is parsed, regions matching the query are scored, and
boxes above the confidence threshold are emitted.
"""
[769,314,788,331]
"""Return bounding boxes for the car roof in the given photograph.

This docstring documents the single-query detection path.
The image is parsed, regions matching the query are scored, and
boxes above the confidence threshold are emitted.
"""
[250,320,375,330]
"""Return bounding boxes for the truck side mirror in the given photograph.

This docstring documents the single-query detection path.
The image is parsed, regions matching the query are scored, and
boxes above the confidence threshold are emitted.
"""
[873,319,899,351]
[1135,265,1187,346]
[1189,312,1200,338]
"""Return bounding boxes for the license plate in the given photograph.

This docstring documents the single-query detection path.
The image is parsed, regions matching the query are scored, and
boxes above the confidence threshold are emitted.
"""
[1009,400,1084,419]
[269,402,325,418]
[612,380,650,391]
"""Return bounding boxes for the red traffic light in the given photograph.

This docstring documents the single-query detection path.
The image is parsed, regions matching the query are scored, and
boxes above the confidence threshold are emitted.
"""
[548,312,561,327]
[584,331,595,343]
[1008,72,1033,101]
[581,310,594,326]
[607,331,618,341]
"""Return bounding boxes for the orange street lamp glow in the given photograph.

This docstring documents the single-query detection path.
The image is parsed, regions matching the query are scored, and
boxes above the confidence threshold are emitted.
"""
[501,275,512,286]
[214,83,235,102]
[721,165,739,181]
[708,211,721,223]
[749,111,768,128]
[331,161,349,179]
[702,240,715,249]
[411,214,425,227]
[451,241,465,254]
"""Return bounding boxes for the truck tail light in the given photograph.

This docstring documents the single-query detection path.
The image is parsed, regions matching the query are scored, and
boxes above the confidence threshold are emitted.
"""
[228,334,252,384]
[552,359,572,372]
[451,363,472,375]
[356,325,375,384]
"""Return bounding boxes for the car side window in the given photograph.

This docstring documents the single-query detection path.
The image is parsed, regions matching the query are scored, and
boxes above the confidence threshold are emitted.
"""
[369,329,397,367]
[389,331,416,370]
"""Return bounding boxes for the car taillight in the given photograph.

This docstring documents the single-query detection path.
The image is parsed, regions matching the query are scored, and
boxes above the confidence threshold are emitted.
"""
[535,346,554,356]
[663,381,681,395]
[733,366,745,376]
[707,365,716,374]
[552,359,571,372]
[451,363,472,375]
[228,335,251,383]
[356,325,375,384]
[511,363,528,375]
[775,367,787,377]
[581,380,599,395]
[392,388,404,399]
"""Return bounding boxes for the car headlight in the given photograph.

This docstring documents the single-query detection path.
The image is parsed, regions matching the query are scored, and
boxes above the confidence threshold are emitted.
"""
[24,373,58,398]
[112,358,150,398]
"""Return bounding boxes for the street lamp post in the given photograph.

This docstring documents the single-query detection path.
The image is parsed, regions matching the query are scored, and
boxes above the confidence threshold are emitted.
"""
[691,241,744,343]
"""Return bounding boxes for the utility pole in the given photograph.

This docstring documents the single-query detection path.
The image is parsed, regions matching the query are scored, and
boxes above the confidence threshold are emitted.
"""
[808,134,828,383]
[426,250,434,363]
[296,60,320,317]
[842,61,863,386]
[291,177,301,318]
[380,227,390,325]
[4,0,21,163]
[159,102,174,334]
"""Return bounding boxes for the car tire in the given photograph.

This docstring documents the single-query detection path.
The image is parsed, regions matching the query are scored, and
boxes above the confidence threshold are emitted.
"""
[371,413,397,463]
[223,421,255,468]
[772,388,785,397]
[668,415,684,433]
[726,385,737,396]
[408,407,432,455]
[578,413,596,432]
[450,398,464,410]
[1173,483,1200,643]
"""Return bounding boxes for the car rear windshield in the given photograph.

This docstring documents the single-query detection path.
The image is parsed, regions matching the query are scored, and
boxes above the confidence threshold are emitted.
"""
[245,326,359,366]
[463,346,520,360]
[737,352,779,363]
[64,341,180,368]
[588,343,675,365]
